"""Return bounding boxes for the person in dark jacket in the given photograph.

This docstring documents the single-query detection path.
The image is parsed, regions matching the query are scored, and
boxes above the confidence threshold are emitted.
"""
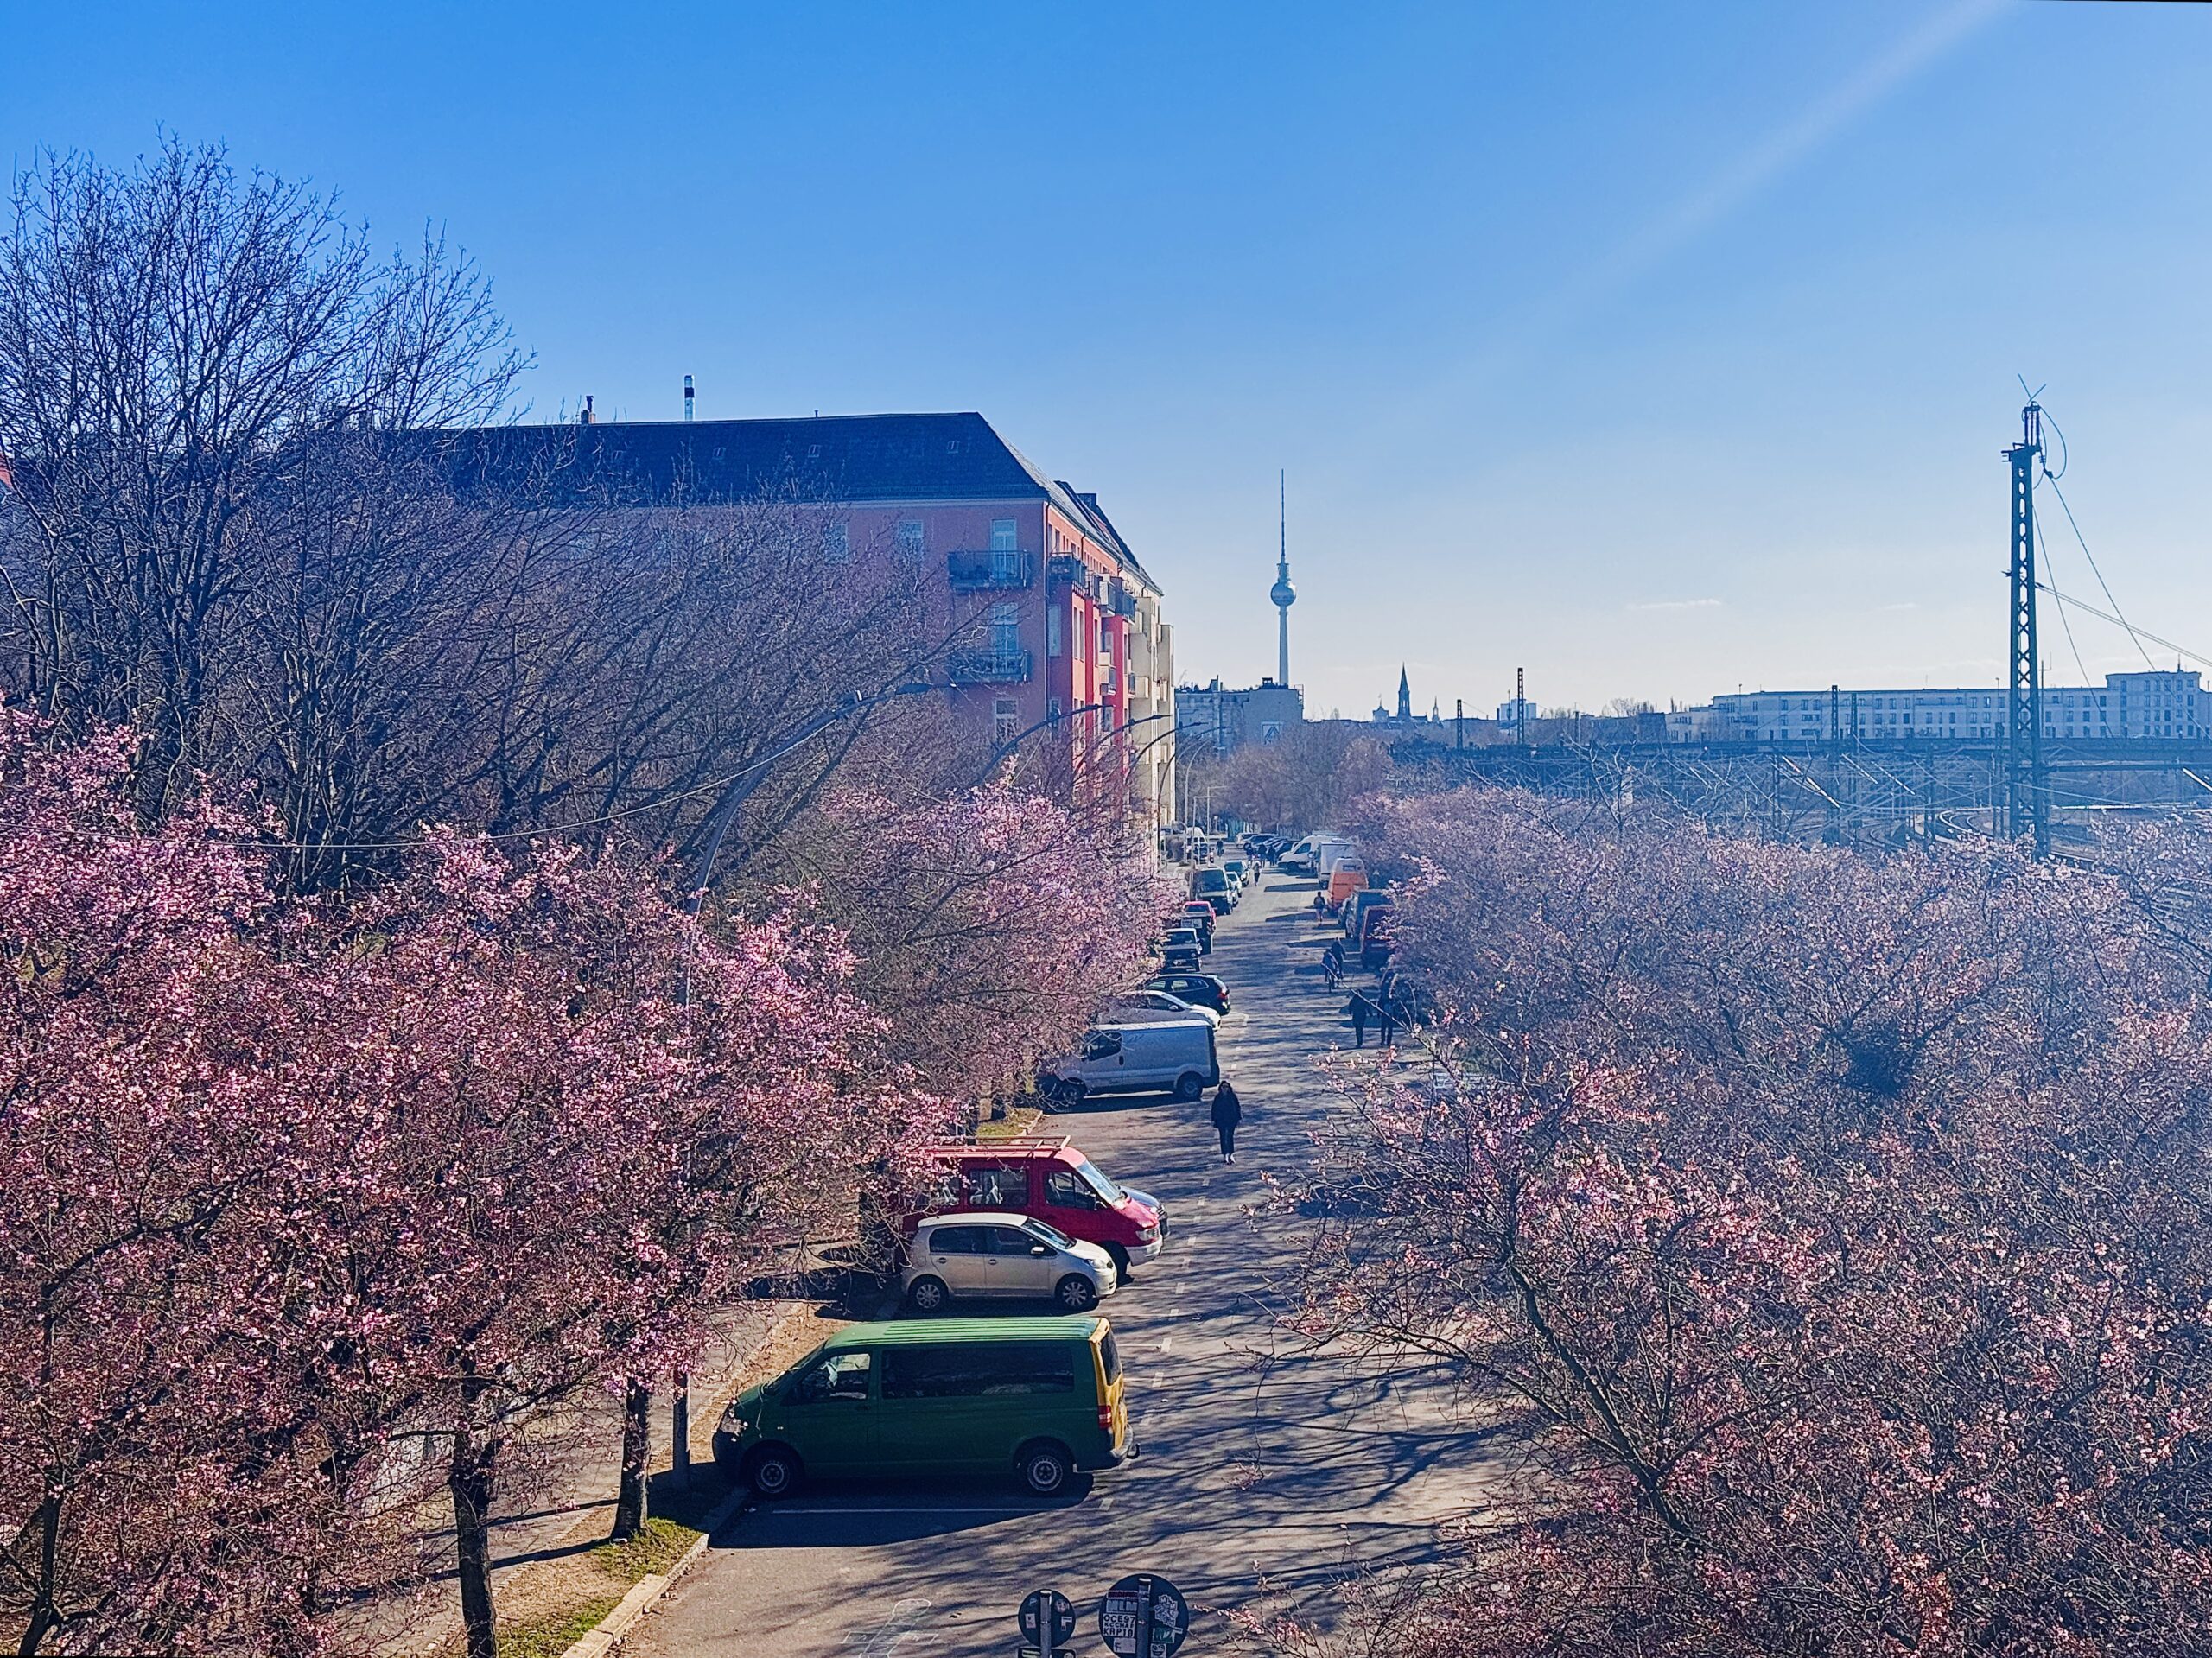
[1210,1080,1243,1162]
[1349,993,1370,1048]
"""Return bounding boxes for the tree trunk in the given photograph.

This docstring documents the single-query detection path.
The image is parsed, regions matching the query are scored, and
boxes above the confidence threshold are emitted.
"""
[449,1426,500,1658]
[16,1489,60,1657]
[611,1377,650,1540]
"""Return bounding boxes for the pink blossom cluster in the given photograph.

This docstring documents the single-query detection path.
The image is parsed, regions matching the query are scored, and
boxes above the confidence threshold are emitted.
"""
[1293,788,2212,1657]
[0,716,951,1654]
[785,778,1185,1102]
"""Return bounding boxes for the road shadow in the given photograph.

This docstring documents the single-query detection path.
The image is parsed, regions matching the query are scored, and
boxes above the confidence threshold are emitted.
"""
[715,1475,1095,1549]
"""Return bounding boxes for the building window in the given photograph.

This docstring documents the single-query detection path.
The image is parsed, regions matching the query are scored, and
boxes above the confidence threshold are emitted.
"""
[823,521,850,562]
[1047,606,1063,658]
[994,696,1020,742]
[896,519,925,558]
[1099,619,1112,656]
[990,518,1018,554]
[991,602,1020,660]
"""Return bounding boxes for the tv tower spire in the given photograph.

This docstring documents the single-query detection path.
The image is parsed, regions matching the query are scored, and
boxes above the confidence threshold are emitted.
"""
[1270,470,1296,687]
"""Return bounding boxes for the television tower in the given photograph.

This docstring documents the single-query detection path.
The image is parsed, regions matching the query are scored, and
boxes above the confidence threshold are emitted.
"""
[1270,471,1296,686]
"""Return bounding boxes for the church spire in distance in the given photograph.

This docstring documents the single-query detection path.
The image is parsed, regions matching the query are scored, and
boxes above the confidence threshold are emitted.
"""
[1270,470,1296,688]
[1397,665,1412,722]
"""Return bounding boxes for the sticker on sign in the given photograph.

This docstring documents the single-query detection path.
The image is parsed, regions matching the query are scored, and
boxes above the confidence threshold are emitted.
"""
[1097,1572,1189,1658]
[1020,1589,1077,1648]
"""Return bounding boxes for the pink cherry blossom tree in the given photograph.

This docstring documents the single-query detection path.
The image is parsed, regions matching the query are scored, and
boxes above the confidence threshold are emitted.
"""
[766,777,1185,1106]
[1283,786,2212,1657]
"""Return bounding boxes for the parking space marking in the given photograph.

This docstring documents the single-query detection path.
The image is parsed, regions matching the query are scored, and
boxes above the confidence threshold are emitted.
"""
[768,1505,1047,1516]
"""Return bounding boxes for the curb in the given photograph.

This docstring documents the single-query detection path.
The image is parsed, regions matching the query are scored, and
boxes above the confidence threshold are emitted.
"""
[556,1484,751,1658]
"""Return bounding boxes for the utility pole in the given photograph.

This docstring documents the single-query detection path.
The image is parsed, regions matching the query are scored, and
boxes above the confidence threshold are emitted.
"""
[2005,399,2049,856]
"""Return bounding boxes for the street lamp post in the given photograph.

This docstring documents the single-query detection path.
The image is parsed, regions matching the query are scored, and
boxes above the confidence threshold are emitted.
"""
[689,681,938,912]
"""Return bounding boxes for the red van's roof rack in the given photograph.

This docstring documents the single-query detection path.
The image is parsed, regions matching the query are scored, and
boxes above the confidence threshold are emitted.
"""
[918,1136,1072,1157]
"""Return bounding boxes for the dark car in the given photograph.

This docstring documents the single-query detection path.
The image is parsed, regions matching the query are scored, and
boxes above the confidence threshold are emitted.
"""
[1158,927,1205,972]
[1144,971,1230,1014]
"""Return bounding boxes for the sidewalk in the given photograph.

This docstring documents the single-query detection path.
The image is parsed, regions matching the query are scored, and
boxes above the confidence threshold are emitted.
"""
[364,1299,830,1657]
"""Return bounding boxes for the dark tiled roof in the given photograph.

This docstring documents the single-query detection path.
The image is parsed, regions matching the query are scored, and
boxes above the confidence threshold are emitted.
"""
[421,411,1157,590]
[442,411,1046,503]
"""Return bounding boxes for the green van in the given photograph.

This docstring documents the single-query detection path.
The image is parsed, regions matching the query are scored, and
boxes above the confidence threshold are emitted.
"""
[712,1316,1134,1498]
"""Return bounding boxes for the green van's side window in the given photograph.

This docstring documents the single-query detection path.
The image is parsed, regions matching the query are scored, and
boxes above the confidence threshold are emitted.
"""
[882,1344,1077,1400]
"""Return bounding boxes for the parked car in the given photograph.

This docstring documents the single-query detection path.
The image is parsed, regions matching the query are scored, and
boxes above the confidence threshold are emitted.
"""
[1360,921,1395,969]
[1143,971,1230,1014]
[1191,867,1234,913]
[713,1314,1135,1497]
[1222,857,1250,892]
[906,1136,1166,1280]
[1159,926,1205,970]
[1107,988,1220,1026]
[1041,1019,1220,1104]
[1179,900,1217,948]
[901,1212,1116,1313]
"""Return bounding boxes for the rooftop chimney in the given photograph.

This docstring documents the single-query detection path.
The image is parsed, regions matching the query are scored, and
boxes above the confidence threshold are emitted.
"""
[683,375,694,422]
[580,395,595,426]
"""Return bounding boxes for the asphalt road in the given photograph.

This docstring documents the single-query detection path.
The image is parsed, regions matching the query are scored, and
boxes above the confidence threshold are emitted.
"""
[631,874,1494,1658]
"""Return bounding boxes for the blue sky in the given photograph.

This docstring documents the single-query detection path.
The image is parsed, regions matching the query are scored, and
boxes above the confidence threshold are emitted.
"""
[6,1,2209,717]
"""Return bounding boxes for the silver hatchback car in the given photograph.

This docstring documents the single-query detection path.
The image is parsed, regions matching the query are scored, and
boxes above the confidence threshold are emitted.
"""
[902,1213,1117,1315]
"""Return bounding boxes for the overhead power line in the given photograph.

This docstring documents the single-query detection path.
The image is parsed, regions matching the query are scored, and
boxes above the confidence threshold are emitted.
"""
[2037,465,2158,672]
[2037,584,2212,677]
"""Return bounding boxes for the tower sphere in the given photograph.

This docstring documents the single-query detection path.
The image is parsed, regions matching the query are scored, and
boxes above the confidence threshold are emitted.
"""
[1271,572,1297,608]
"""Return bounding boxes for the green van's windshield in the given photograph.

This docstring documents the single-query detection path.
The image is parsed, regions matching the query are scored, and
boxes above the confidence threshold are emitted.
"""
[1076,1159,1123,1204]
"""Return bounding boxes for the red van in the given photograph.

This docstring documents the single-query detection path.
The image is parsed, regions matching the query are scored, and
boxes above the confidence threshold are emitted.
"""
[907,1138,1166,1281]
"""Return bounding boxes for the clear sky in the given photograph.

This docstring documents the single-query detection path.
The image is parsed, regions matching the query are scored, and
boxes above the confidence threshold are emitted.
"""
[6,2,2209,718]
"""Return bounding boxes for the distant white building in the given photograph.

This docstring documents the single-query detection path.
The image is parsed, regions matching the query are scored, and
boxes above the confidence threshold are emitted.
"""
[1176,677,1304,758]
[1666,670,2212,743]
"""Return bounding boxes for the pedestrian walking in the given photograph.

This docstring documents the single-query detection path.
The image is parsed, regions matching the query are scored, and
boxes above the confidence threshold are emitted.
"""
[1348,994,1369,1048]
[1376,996,1397,1045]
[1210,1079,1243,1162]
[1322,943,1343,988]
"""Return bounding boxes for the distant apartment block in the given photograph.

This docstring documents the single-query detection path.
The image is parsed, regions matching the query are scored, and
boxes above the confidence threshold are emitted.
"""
[1176,677,1304,759]
[431,410,1174,822]
[1668,670,2211,743]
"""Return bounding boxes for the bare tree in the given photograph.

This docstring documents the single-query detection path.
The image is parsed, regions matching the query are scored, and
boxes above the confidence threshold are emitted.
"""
[0,140,522,826]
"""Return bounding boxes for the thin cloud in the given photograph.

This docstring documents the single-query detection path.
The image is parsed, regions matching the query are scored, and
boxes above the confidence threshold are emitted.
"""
[1459,0,2009,388]
[1629,597,1724,612]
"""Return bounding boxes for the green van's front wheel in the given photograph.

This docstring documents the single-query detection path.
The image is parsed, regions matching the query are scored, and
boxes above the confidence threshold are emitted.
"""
[1016,1440,1073,1496]
[747,1445,803,1499]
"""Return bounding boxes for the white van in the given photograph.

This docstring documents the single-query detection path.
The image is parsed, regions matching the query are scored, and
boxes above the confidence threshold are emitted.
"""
[1313,838,1357,879]
[1040,1020,1220,1105]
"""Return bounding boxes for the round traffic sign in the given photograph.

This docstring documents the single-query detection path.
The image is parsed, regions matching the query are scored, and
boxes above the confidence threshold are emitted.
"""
[1098,1573,1189,1658]
[1020,1589,1077,1646]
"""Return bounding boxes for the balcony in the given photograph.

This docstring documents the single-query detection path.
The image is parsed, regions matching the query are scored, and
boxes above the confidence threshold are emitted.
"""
[947,648,1033,684]
[947,549,1035,591]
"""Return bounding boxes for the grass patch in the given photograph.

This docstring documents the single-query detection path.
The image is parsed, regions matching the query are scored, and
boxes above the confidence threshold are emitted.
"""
[448,1515,707,1658]
[598,1515,702,1579]
[496,1595,625,1658]
[977,1105,1043,1142]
